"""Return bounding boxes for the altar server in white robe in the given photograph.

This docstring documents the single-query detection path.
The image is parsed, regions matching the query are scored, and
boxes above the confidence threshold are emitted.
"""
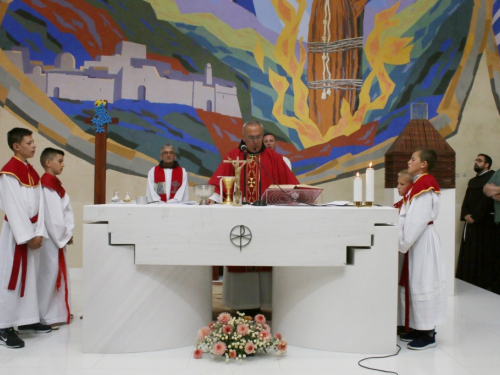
[146,144,189,203]
[38,148,74,327]
[398,149,446,350]
[0,128,51,349]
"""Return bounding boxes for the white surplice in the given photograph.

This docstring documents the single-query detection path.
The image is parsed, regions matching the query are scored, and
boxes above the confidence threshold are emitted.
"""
[0,174,46,328]
[222,267,272,310]
[146,167,189,203]
[398,189,447,330]
[282,156,291,170]
[37,186,74,325]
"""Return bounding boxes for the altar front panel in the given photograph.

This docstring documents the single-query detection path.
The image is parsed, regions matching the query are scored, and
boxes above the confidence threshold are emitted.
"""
[83,204,399,354]
[84,204,398,268]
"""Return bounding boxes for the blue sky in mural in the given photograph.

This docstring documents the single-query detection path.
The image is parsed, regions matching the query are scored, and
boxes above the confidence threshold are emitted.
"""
[494,0,500,55]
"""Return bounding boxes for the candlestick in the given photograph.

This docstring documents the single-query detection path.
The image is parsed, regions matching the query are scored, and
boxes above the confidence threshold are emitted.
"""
[365,162,374,206]
[353,172,362,207]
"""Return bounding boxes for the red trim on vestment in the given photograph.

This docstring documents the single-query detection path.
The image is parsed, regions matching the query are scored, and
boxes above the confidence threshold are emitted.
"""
[153,166,183,202]
[41,173,66,198]
[56,248,71,324]
[5,214,39,297]
[0,157,40,187]
[404,174,440,205]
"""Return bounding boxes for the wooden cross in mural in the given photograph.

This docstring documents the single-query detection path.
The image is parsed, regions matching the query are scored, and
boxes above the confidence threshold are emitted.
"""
[84,100,119,204]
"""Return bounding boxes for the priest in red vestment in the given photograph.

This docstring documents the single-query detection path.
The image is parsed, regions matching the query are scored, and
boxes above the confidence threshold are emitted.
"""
[208,121,298,204]
[207,121,299,315]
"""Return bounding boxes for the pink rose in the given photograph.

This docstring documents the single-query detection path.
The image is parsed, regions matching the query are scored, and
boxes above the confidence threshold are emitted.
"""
[197,326,211,340]
[254,314,266,325]
[275,332,282,340]
[212,341,227,356]
[277,340,287,352]
[237,324,249,336]
[260,330,271,341]
[223,325,232,334]
[229,349,237,358]
[217,312,232,324]
[244,341,256,354]
[193,348,203,359]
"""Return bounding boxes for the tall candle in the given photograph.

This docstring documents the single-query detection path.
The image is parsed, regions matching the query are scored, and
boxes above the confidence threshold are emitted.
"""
[366,162,374,202]
[353,172,362,202]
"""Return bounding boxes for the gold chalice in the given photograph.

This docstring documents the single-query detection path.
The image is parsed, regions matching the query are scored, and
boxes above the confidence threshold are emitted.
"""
[221,177,235,205]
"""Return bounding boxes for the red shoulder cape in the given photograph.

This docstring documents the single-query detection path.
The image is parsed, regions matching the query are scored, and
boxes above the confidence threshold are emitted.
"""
[0,157,40,187]
[404,174,440,205]
[41,173,66,198]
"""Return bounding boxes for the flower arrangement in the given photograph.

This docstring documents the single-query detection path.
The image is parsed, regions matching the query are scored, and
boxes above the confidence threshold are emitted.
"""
[194,311,287,363]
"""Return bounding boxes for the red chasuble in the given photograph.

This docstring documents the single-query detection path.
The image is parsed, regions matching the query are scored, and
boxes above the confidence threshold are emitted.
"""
[153,165,184,202]
[399,174,439,331]
[208,146,299,273]
[0,157,41,297]
[208,147,299,204]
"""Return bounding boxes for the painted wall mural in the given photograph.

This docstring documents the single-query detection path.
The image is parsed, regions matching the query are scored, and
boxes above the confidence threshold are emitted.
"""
[0,0,498,185]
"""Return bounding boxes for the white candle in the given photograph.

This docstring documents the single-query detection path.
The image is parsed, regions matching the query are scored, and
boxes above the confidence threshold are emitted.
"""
[365,162,374,202]
[353,172,362,202]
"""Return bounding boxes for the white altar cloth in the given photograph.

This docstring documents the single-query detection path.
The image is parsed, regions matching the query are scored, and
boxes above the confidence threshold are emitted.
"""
[83,204,399,354]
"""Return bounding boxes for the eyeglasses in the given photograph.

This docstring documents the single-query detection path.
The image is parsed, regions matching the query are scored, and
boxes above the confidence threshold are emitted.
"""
[245,134,263,141]
[475,159,485,163]
[161,151,175,156]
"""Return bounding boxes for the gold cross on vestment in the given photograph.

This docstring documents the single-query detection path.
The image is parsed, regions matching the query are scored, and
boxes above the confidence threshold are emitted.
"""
[248,177,256,188]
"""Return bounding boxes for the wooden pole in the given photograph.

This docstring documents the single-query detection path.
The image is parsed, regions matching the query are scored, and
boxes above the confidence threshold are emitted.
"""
[94,123,107,205]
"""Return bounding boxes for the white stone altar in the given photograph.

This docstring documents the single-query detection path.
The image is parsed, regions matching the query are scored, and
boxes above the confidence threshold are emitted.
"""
[83,204,399,354]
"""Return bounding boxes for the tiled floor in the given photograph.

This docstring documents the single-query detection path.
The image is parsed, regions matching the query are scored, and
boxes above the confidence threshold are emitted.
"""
[1,275,499,375]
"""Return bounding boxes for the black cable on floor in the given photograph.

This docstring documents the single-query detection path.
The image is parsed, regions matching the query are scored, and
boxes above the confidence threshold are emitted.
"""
[357,345,401,374]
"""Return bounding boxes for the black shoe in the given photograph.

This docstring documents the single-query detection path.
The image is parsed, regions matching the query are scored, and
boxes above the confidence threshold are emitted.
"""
[408,332,436,350]
[18,323,52,334]
[0,328,25,348]
[399,330,420,342]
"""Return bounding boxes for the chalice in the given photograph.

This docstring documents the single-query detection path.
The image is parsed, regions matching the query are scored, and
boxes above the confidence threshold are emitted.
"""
[221,177,235,205]
[194,184,215,205]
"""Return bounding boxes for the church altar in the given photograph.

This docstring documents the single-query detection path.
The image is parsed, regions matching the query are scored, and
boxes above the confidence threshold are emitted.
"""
[83,204,399,354]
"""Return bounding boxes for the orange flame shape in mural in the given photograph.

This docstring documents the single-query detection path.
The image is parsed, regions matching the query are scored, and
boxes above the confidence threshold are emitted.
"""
[332,1,413,138]
[269,0,324,148]
[269,0,414,148]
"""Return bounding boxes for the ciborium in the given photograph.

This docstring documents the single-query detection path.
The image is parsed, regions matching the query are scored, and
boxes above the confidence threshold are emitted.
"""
[221,177,236,205]
[194,184,215,205]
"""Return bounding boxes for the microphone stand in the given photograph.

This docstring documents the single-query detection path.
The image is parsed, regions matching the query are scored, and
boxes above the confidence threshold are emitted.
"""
[252,155,267,206]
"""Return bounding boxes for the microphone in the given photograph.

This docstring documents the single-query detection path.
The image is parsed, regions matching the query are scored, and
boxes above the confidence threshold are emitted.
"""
[240,144,248,153]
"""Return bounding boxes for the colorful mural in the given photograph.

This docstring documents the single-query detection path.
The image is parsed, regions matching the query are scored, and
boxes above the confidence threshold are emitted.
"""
[0,0,498,184]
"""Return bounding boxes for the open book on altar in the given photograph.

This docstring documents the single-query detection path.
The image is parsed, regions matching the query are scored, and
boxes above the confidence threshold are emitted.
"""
[263,184,323,205]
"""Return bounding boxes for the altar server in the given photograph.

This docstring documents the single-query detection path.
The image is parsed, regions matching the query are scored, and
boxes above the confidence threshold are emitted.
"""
[207,121,299,314]
[394,170,413,210]
[0,128,51,349]
[146,144,189,203]
[263,132,292,170]
[38,148,74,328]
[398,149,446,350]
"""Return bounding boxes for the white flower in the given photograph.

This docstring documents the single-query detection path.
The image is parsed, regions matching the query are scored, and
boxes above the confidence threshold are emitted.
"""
[243,354,246,358]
